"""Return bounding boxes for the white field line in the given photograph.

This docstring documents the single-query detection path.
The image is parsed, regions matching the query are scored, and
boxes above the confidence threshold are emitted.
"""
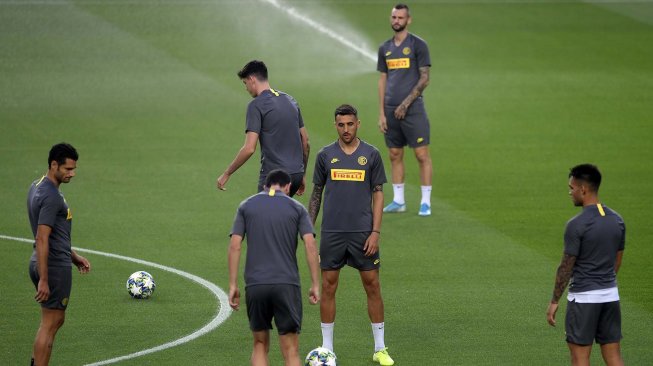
[259,0,377,63]
[0,234,231,365]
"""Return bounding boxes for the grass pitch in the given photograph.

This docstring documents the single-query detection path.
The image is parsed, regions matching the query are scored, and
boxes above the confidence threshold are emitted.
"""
[1,0,652,365]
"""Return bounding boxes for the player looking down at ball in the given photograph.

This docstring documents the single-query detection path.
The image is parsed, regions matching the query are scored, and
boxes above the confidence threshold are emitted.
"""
[27,142,91,366]
[228,169,320,366]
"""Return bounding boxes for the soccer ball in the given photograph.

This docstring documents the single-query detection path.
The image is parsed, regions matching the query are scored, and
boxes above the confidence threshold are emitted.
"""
[126,271,156,299]
[304,347,336,366]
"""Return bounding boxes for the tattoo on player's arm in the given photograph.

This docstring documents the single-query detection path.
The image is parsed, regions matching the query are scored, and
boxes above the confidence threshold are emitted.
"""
[552,253,576,303]
[401,66,430,109]
[373,184,383,192]
[308,185,324,224]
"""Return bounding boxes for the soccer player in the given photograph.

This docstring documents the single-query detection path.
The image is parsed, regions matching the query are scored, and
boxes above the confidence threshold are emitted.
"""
[547,164,625,366]
[309,104,394,365]
[217,60,310,197]
[377,3,433,216]
[27,143,91,366]
[228,169,320,366]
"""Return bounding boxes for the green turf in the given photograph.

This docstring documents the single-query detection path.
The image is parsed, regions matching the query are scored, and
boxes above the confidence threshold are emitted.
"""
[1,0,652,364]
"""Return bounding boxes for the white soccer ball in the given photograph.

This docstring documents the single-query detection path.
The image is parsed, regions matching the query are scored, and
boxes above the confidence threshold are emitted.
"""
[126,271,156,299]
[304,347,337,366]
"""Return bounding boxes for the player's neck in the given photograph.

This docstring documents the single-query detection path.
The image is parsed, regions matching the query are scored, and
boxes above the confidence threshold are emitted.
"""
[393,30,409,45]
[582,197,600,207]
[338,138,360,154]
[256,82,271,96]
[46,171,61,188]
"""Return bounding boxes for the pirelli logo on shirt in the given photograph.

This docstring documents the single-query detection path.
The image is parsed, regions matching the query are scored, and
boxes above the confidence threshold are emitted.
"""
[331,169,365,181]
[386,58,410,70]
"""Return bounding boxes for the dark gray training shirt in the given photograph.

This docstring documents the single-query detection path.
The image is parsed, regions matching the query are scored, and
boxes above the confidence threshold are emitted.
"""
[313,140,387,232]
[230,189,314,287]
[245,89,305,177]
[27,176,73,267]
[377,33,431,107]
[564,203,626,293]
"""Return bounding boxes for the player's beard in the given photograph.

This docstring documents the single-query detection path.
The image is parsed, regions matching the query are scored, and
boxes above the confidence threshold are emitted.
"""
[392,23,406,32]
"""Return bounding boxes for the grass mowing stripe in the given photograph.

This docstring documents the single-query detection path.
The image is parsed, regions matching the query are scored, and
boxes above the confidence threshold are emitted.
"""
[0,234,231,365]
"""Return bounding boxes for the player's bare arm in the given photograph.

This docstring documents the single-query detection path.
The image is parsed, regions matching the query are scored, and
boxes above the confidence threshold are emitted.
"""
[551,253,576,303]
[308,184,324,225]
[71,250,91,274]
[227,234,243,310]
[34,224,52,302]
[217,131,259,191]
[302,233,321,305]
[364,186,384,256]
[297,127,310,196]
[615,250,624,273]
[378,72,388,133]
[546,253,576,326]
[395,66,430,120]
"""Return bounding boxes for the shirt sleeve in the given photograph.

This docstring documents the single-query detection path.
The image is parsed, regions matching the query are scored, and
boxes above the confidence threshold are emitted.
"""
[312,150,327,186]
[563,218,581,256]
[415,37,431,68]
[245,101,262,134]
[298,206,315,237]
[377,44,388,73]
[619,219,626,251]
[230,204,246,237]
[370,148,387,187]
[37,192,61,228]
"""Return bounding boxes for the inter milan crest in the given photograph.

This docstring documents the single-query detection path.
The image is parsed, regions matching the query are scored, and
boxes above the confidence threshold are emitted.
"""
[403,47,411,55]
[358,156,368,166]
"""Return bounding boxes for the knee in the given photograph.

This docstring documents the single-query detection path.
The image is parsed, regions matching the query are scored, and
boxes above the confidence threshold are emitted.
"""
[388,149,403,162]
[321,279,338,296]
[415,150,431,164]
[363,279,381,297]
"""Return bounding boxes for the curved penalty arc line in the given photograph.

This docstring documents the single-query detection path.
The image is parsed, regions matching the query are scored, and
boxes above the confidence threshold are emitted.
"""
[0,234,232,365]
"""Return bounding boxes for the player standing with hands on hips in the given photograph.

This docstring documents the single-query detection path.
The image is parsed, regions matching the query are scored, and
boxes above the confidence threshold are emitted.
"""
[309,104,394,365]
[27,143,91,366]
[547,164,625,366]
[378,3,433,216]
[228,169,320,366]
[217,60,310,197]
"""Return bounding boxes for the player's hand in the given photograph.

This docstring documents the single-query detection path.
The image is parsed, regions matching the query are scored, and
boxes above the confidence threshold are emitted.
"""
[229,286,240,310]
[35,278,50,303]
[74,255,91,274]
[546,302,558,326]
[378,115,388,134]
[308,284,320,305]
[394,104,408,120]
[296,176,306,196]
[363,232,380,256]
[216,173,229,191]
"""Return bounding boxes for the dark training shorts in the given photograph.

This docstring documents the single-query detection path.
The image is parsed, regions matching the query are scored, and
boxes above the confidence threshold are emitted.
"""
[565,300,622,345]
[258,172,304,197]
[384,98,430,149]
[320,231,381,271]
[246,284,302,335]
[29,261,72,310]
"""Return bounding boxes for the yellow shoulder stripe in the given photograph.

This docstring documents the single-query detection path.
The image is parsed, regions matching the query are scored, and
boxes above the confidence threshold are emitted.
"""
[269,188,276,196]
[597,203,605,216]
[35,175,47,187]
[270,88,280,97]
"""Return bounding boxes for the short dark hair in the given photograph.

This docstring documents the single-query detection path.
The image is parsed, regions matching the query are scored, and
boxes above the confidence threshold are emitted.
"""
[394,3,410,16]
[48,143,78,167]
[569,164,602,192]
[237,60,268,81]
[334,104,358,120]
[265,169,291,188]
